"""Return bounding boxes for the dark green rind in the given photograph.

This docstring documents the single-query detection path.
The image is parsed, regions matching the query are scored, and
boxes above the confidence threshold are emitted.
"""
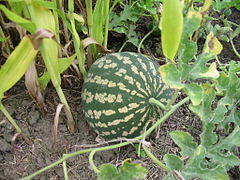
[81,52,172,139]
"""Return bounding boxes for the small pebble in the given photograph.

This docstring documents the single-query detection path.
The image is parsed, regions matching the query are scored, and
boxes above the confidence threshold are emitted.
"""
[0,138,12,152]
[29,110,40,125]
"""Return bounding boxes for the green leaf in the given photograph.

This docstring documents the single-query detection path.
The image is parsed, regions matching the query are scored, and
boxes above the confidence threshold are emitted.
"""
[0,36,38,99]
[97,160,147,180]
[92,0,109,44]
[34,0,56,9]
[200,122,218,147]
[224,109,240,127]
[190,58,220,80]
[184,83,203,106]
[208,151,240,168]
[0,4,36,33]
[108,4,143,48]
[159,64,184,89]
[170,131,198,157]
[200,0,213,13]
[199,62,220,79]
[182,146,229,180]
[127,25,140,47]
[28,2,61,87]
[38,54,76,89]
[215,72,229,94]
[213,0,240,11]
[229,61,240,73]
[221,72,240,106]
[118,159,147,179]
[178,9,202,64]
[215,126,240,149]
[211,102,227,124]
[163,154,184,170]
[160,0,183,62]
[98,164,119,180]
[189,83,216,122]
[162,174,177,180]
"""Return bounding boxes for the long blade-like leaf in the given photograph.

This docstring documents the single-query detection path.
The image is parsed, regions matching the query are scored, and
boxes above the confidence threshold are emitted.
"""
[0,36,38,99]
[0,4,36,33]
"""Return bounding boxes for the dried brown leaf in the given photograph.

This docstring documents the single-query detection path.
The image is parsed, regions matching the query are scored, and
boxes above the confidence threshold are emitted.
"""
[82,37,112,54]
[30,28,55,50]
[25,62,46,112]
[51,103,64,150]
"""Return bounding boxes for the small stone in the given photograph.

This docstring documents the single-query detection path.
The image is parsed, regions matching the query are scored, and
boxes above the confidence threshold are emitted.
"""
[29,110,40,125]
[3,133,13,142]
[0,138,12,152]
[55,167,63,177]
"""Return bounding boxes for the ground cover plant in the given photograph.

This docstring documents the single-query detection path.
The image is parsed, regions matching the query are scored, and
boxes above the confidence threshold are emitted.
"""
[0,0,239,179]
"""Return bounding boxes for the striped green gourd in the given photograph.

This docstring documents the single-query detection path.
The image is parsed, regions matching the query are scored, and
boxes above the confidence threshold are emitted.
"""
[81,52,172,139]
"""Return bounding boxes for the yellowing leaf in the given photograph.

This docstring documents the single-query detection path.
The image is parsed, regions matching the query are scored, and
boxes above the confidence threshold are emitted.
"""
[200,0,213,14]
[200,62,220,79]
[159,64,184,89]
[203,32,223,55]
[0,36,38,99]
[160,0,183,62]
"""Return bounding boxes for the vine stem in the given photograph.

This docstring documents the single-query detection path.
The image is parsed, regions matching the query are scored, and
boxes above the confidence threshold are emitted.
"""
[20,97,189,180]
[89,150,99,173]
[62,158,69,180]
[229,37,240,59]
[149,97,168,111]
[143,145,171,172]
[138,27,155,53]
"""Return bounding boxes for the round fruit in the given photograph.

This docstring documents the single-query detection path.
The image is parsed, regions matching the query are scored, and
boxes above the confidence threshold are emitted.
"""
[81,52,172,139]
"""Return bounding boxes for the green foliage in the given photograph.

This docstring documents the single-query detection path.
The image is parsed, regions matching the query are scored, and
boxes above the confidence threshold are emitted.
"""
[0,36,38,99]
[98,159,147,180]
[213,0,240,11]
[159,2,240,179]
[109,4,143,47]
[0,4,36,33]
[160,0,183,62]
[109,0,160,49]
[163,154,184,171]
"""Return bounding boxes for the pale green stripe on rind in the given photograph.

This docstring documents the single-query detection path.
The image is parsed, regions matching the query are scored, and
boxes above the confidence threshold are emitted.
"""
[82,52,172,139]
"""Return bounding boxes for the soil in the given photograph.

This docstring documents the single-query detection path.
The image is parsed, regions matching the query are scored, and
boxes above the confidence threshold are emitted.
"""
[0,7,240,180]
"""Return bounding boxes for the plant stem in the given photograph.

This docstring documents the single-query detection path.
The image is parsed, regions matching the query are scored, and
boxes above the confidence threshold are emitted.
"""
[55,87,75,132]
[19,142,130,180]
[143,145,171,172]
[20,97,189,180]
[89,150,99,173]
[62,158,69,180]
[103,0,110,48]
[85,0,93,38]
[230,37,240,59]
[119,40,129,52]
[149,97,168,111]
[138,27,155,53]
[139,97,189,139]
[0,101,22,133]
[68,0,87,78]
